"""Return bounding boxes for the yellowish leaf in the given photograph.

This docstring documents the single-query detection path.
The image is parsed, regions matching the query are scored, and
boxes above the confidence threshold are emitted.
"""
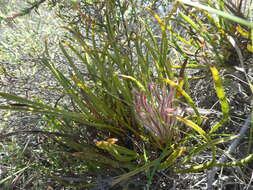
[236,25,250,38]
[247,44,253,53]
[107,138,118,144]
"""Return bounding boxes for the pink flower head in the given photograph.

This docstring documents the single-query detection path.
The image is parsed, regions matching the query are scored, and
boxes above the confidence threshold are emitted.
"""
[133,83,182,142]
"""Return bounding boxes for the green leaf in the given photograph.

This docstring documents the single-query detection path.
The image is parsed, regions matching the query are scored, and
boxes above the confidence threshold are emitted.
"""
[0,165,30,184]
[170,115,208,141]
[96,140,140,162]
[162,78,200,117]
[179,12,200,31]
[159,147,186,170]
[179,0,253,29]
[181,135,238,165]
[118,74,146,92]
[209,66,229,134]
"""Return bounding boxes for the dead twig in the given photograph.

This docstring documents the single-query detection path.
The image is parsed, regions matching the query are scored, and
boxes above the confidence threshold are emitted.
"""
[3,0,48,20]
[207,113,253,190]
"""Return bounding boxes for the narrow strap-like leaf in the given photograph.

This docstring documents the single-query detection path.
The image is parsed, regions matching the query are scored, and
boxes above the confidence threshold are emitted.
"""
[209,66,229,134]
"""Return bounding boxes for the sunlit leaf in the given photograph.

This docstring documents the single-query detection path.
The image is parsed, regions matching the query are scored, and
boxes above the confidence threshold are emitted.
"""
[209,66,229,134]
[236,25,250,38]
[247,44,253,53]
[179,0,253,28]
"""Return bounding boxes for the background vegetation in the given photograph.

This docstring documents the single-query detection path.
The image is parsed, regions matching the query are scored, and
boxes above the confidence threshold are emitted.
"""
[0,0,252,189]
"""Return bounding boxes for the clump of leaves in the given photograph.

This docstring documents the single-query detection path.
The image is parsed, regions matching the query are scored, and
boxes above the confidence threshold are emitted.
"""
[1,0,253,189]
[133,83,183,145]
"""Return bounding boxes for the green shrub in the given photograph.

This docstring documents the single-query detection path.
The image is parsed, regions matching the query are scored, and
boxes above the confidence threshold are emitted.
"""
[0,0,252,189]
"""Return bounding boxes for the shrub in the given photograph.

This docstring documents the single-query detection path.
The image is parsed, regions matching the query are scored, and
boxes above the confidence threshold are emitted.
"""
[0,0,252,189]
